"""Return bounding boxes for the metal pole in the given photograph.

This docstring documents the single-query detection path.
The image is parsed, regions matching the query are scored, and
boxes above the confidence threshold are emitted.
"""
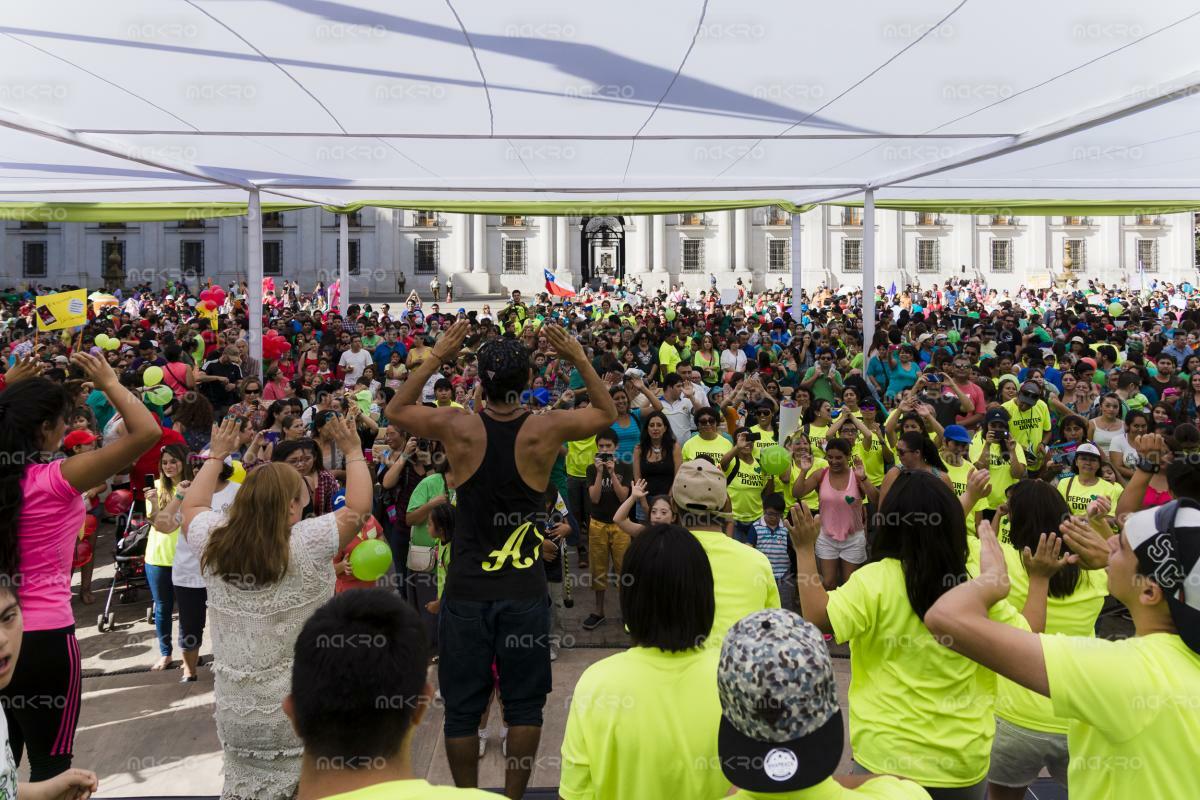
[790,211,802,322]
[247,189,263,378]
[862,189,876,355]
[339,212,350,316]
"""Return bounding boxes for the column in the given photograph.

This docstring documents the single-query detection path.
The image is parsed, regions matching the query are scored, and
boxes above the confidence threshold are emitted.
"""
[734,208,751,275]
[247,190,263,377]
[716,210,734,272]
[454,213,470,272]
[555,216,570,280]
[472,214,487,273]
[338,212,350,315]
[541,215,555,274]
[652,214,667,272]
[635,215,651,274]
[862,190,876,354]
[790,214,802,320]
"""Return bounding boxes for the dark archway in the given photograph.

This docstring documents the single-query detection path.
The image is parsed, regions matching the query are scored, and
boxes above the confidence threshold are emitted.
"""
[580,216,625,289]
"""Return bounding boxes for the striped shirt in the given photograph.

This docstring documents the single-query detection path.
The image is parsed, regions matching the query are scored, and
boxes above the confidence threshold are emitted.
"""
[752,518,790,578]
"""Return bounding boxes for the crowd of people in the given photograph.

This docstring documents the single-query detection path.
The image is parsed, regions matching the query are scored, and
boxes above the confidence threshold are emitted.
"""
[0,272,1197,799]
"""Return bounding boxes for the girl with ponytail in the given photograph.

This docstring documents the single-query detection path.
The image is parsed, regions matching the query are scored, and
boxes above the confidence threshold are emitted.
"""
[0,352,159,781]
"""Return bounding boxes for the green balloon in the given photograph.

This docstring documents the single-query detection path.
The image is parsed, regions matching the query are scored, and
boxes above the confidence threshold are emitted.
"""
[143,365,164,387]
[94,334,110,348]
[666,308,677,321]
[147,386,173,406]
[759,444,791,477]
[104,337,120,351]
[349,538,393,582]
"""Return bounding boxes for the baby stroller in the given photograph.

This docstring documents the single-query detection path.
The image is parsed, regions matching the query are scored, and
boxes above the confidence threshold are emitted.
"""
[96,489,153,632]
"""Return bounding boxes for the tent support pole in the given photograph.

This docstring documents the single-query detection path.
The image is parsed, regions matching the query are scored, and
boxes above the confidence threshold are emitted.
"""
[339,213,350,316]
[247,189,263,378]
[790,212,802,321]
[862,189,876,355]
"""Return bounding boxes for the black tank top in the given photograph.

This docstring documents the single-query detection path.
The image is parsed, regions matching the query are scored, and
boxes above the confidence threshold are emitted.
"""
[445,412,548,602]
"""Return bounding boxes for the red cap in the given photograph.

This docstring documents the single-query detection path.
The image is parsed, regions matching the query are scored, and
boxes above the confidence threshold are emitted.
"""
[63,430,98,450]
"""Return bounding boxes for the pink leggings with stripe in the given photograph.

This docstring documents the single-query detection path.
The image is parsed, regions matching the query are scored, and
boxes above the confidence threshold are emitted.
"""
[0,627,81,781]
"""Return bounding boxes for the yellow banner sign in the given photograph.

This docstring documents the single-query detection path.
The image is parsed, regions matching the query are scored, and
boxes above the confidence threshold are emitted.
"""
[35,289,87,331]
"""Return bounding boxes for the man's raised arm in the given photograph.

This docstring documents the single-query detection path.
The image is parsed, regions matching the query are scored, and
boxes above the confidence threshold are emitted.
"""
[384,320,469,440]
[541,324,617,441]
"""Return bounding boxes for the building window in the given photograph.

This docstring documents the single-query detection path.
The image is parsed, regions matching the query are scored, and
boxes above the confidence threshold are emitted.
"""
[336,240,362,275]
[679,213,709,227]
[764,208,791,226]
[1137,239,1159,273]
[22,241,47,278]
[842,239,862,273]
[19,221,47,230]
[916,239,940,273]
[1063,216,1089,226]
[502,215,526,227]
[180,241,205,276]
[414,239,439,274]
[990,214,1017,226]
[503,239,527,274]
[841,208,863,226]
[915,212,942,226]
[262,212,284,229]
[681,238,705,272]
[102,239,126,272]
[346,211,363,228]
[990,239,1012,273]
[98,222,127,230]
[768,239,790,272]
[263,241,283,275]
[178,218,205,229]
[415,210,441,227]
[1065,239,1086,272]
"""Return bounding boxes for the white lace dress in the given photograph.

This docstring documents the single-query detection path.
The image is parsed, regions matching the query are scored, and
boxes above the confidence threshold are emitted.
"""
[187,511,339,800]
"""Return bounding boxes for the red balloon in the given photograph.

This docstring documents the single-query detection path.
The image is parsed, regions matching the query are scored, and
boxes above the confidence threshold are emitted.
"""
[84,515,98,535]
[103,489,134,516]
[73,537,94,570]
[198,300,216,312]
[199,288,214,302]
[210,287,226,303]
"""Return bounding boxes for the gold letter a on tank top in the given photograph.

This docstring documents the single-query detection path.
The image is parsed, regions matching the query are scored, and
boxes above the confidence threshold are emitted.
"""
[482,522,545,572]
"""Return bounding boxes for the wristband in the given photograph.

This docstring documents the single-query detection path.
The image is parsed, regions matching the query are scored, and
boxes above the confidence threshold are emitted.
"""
[345,457,367,466]
[174,491,185,500]
[1136,458,1160,475]
[205,456,227,464]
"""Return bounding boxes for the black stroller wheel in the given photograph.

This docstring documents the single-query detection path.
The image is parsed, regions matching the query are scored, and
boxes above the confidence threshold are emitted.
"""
[96,613,110,633]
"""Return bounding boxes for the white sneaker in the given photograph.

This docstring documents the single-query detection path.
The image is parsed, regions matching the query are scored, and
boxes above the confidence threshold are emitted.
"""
[478,730,487,758]
[550,646,559,662]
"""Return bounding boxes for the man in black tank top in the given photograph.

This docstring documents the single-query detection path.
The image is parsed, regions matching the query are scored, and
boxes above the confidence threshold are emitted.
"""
[386,320,616,797]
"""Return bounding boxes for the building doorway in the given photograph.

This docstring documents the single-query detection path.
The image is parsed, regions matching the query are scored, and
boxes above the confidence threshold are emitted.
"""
[580,216,625,289]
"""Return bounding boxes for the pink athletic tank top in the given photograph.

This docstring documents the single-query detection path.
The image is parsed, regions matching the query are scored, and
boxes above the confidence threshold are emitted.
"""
[818,468,864,541]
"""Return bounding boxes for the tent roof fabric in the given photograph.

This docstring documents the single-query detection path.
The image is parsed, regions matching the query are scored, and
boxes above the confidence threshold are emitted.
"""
[2,1,1200,212]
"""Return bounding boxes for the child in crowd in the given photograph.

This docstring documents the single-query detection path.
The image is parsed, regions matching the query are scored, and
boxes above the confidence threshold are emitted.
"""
[752,493,795,611]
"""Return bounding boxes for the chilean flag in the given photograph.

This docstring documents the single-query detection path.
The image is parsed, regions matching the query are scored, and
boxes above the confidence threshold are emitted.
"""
[544,269,576,297]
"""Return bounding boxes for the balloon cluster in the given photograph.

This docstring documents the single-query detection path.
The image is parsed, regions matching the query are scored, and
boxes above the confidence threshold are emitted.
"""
[262,328,292,360]
[196,286,225,329]
[93,334,121,351]
[140,365,174,405]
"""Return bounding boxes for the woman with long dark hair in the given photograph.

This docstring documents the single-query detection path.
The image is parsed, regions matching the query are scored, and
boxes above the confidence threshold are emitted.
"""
[632,410,681,519]
[984,480,1106,800]
[144,443,195,671]
[879,430,952,505]
[0,354,159,780]
[182,415,371,800]
[790,471,1022,799]
[272,439,339,517]
[172,391,215,454]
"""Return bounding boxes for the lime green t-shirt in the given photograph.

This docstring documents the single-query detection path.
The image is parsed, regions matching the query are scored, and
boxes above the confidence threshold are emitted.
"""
[560,646,730,800]
[681,433,732,466]
[852,434,887,488]
[826,546,1022,788]
[807,423,832,455]
[1043,632,1200,799]
[968,435,1027,510]
[1001,399,1052,457]
[781,458,828,512]
[1056,476,1123,518]
[658,340,682,378]
[749,425,777,460]
[566,436,598,478]
[943,458,976,537]
[725,457,767,523]
[321,779,494,799]
[690,528,781,647]
[726,774,931,798]
[145,480,179,568]
[407,473,447,548]
[994,543,1106,734]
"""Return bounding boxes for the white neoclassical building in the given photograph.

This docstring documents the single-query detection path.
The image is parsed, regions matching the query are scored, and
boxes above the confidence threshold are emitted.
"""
[3,207,1198,298]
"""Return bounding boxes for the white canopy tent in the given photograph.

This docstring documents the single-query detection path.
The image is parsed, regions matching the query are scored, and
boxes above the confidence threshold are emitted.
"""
[3,0,1200,361]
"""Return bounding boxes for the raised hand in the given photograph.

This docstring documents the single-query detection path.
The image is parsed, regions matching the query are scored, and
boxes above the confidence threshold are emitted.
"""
[70,351,119,391]
[544,324,587,365]
[852,456,867,482]
[431,319,469,364]
[630,478,648,500]
[208,416,243,460]
[329,412,363,455]
[786,502,820,550]
[975,520,1011,605]
[1059,516,1110,570]
[1022,533,1078,578]
[965,468,991,503]
[4,354,44,384]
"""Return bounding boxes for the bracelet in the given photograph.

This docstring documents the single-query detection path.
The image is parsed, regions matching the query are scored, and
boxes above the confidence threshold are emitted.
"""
[345,457,367,466]
[205,456,226,463]
[174,491,185,500]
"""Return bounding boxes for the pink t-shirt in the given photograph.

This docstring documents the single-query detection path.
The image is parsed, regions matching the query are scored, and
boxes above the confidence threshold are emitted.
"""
[18,461,85,631]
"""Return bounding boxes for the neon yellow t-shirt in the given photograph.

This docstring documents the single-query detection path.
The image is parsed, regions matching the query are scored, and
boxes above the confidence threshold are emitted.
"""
[727,775,931,798]
[749,425,777,460]
[826,550,1022,788]
[690,528,780,647]
[1001,399,1051,456]
[852,434,887,488]
[994,543,1107,734]
[943,458,976,537]
[560,646,729,800]
[1056,476,1123,518]
[145,480,179,567]
[321,779,494,799]
[782,457,828,512]
[807,423,833,454]
[658,340,681,378]
[1043,632,1200,799]
[725,457,767,523]
[968,435,1027,510]
[566,436,598,478]
[681,433,732,466]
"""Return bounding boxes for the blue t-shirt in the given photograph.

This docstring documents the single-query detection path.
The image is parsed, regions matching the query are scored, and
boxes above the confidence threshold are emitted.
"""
[612,409,643,468]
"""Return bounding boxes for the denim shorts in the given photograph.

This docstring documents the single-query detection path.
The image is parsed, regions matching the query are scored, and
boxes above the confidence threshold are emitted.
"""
[988,716,1069,788]
[438,595,552,738]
